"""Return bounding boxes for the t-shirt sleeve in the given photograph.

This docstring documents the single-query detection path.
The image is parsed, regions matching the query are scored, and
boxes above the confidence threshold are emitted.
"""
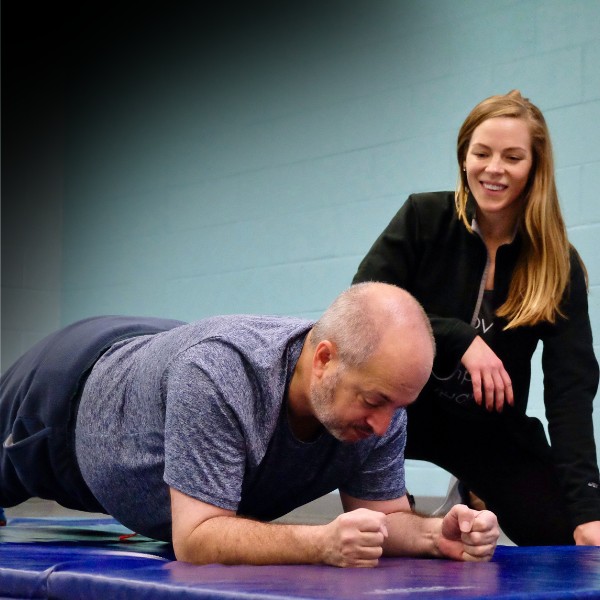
[339,409,407,501]
[163,344,248,511]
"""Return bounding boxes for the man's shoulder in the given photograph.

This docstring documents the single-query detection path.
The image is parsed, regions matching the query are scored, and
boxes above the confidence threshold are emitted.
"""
[184,315,313,352]
[169,315,311,397]
[186,313,312,333]
[156,315,311,355]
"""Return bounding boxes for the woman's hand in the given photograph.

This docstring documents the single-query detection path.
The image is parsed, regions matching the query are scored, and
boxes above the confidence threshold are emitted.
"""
[574,521,600,545]
[461,336,514,412]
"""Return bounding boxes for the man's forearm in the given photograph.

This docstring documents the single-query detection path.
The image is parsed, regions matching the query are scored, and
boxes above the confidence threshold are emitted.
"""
[382,506,499,562]
[382,510,442,557]
[175,515,326,565]
[174,508,394,567]
[172,504,498,565]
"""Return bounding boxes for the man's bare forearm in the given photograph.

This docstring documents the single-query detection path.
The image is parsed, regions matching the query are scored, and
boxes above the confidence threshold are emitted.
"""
[382,510,441,557]
[174,509,393,567]
[175,515,326,565]
[383,505,499,562]
[172,505,498,566]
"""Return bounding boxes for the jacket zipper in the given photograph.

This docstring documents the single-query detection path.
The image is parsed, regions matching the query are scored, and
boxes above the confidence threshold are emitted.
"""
[470,219,490,328]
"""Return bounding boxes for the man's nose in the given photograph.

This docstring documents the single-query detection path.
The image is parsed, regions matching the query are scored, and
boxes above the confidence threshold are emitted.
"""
[366,409,394,437]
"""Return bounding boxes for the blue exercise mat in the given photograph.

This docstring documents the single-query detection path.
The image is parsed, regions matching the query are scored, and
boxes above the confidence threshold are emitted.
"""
[2,517,600,599]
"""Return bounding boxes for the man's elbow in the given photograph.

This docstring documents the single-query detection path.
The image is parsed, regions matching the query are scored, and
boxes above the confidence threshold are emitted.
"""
[173,517,233,565]
[173,534,200,563]
[174,534,221,564]
[172,523,215,564]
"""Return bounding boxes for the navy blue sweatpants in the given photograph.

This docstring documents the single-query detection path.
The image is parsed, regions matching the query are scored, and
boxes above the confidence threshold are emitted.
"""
[0,316,184,512]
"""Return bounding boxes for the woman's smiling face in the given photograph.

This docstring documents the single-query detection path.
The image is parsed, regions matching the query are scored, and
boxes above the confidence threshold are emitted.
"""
[465,116,533,224]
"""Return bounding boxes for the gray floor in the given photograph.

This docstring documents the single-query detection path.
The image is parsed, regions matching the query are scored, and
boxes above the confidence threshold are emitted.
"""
[5,495,513,545]
[1,495,456,522]
[5,497,108,520]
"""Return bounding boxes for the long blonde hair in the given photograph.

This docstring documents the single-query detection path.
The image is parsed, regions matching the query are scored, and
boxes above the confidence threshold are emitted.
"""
[455,90,580,329]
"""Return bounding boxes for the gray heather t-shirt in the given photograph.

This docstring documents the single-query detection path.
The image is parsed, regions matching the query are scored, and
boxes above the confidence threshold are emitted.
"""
[76,315,407,542]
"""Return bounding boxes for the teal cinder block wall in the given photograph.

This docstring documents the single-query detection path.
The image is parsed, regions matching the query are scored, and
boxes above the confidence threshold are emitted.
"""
[3,0,600,497]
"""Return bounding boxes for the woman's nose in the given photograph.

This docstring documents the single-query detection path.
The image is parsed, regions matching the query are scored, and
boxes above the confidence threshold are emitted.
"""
[485,155,504,174]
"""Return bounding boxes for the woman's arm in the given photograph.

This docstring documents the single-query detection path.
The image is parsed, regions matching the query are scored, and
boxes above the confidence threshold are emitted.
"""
[353,193,481,372]
[461,335,514,412]
[542,251,600,534]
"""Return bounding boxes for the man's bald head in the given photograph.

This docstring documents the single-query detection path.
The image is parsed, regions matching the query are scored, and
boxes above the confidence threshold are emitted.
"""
[310,282,435,371]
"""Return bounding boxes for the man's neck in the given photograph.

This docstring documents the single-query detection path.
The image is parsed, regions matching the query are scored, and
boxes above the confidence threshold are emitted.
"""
[286,331,322,441]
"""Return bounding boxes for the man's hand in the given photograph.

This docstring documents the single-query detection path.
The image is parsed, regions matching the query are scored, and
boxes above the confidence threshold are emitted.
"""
[435,504,499,561]
[340,493,498,562]
[461,336,513,412]
[574,520,600,545]
[321,508,389,568]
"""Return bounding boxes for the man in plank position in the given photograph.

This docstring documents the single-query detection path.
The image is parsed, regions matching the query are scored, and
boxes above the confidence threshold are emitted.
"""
[1,282,498,566]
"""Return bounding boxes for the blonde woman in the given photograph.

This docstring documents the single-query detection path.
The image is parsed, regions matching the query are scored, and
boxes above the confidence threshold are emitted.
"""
[353,90,600,546]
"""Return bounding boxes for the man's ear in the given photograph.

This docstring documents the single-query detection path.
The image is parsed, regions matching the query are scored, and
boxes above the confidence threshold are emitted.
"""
[312,340,336,378]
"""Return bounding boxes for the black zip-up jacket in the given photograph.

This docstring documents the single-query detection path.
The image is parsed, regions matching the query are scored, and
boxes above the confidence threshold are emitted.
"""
[353,191,600,528]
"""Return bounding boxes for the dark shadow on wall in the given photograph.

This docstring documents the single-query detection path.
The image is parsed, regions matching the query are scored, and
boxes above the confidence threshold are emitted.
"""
[1,0,399,369]
[2,0,397,226]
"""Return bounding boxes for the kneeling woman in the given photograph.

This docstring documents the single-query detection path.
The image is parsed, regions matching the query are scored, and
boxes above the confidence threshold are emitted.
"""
[353,90,600,546]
